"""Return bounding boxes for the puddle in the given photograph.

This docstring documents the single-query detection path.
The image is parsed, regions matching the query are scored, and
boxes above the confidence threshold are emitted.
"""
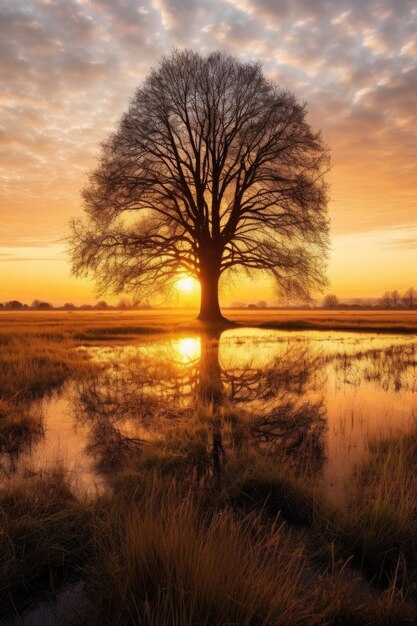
[2,329,417,505]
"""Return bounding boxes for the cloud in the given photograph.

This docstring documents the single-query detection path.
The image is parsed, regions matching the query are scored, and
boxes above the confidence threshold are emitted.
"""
[0,256,61,262]
[384,224,417,250]
[0,0,416,252]
[152,0,201,32]
[400,40,417,56]
[386,237,417,250]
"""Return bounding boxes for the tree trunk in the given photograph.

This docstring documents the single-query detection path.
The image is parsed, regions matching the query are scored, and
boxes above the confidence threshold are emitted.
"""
[198,261,228,323]
[198,331,225,479]
[198,331,223,405]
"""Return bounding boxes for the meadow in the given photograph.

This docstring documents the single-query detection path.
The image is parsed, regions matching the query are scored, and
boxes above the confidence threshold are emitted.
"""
[1,310,417,625]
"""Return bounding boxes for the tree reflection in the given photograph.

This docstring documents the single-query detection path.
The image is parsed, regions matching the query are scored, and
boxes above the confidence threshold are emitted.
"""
[199,331,224,477]
[73,331,328,479]
[0,409,44,477]
[3,334,415,484]
[333,343,417,393]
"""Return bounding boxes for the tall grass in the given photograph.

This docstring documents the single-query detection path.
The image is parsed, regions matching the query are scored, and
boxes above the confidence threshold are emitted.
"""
[0,459,415,624]
[0,334,92,402]
[1,312,417,623]
[339,429,417,589]
[81,475,413,626]
[86,479,311,626]
[0,473,91,617]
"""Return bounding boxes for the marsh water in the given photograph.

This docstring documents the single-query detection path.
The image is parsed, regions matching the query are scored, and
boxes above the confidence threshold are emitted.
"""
[3,329,417,505]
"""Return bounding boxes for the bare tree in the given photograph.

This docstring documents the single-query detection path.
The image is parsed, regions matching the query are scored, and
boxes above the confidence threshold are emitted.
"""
[5,300,24,310]
[94,300,109,310]
[31,299,53,310]
[322,293,339,309]
[70,50,329,323]
[391,289,400,309]
[403,287,416,309]
[381,291,391,308]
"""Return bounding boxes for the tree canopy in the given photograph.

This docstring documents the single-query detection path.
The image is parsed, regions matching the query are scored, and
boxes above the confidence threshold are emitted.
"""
[70,49,330,322]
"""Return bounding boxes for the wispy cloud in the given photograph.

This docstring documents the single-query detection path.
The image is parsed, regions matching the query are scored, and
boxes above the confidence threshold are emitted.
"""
[0,256,61,262]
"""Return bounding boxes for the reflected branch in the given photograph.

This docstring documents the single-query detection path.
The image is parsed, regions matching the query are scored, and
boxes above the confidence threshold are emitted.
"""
[72,331,329,480]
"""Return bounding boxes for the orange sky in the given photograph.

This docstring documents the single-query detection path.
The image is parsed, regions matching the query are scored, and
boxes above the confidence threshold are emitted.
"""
[1,0,416,306]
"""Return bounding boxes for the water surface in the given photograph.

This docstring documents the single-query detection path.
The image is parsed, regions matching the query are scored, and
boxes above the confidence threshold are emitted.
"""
[2,329,417,505]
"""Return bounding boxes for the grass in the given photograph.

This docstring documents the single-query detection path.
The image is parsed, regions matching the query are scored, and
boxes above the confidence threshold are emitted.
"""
[86,478,315,626]
[114,407,417,598]
[83,406,417,619]
[1,466,415,625]
[0,469,404,624]
[1,428,417,624]
[0,399,44,473]
[338,430,417,589]
[227,457,320,527]
[1,310,417,623]
[0,473,91,617]
[0,334,93,403]
[0,325,96,472]
[2,309,417,339]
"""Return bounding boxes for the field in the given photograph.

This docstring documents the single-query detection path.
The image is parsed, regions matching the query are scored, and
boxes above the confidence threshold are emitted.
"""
[1,310,417,625]
[3,308,417,335]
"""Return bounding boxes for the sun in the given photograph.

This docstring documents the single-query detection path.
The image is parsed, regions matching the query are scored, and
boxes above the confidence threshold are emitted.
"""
[175,337,201,362]
[176,276,198,293]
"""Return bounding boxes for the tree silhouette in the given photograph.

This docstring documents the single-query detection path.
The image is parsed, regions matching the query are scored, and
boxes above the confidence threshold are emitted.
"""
[70,50,329,323]
[322,293,339,309]
[5,301,24,310]
[381,291,391,308]
[31,300,52,310]
[403,287,416,309]
[72,331,327,479]
[390,289,400,309]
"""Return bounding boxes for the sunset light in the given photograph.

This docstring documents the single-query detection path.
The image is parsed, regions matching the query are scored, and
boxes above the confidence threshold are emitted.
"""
[1,2,417,622]
[176,276,199,294]
[175,337,201,363]
[1,0,416,307]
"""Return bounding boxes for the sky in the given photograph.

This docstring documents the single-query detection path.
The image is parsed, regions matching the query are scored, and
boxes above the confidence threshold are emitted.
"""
[0,0,416,306]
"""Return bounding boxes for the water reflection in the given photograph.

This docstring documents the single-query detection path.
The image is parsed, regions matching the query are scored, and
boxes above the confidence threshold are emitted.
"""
[0,409,44,478]
[74,330,417,502]
[71,330,330,479]
[2,330,417,504]
[177,337,201,363]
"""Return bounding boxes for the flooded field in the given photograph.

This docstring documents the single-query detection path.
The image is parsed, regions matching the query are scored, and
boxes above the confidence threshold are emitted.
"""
[3,328,417,505]
[2,315,417,624]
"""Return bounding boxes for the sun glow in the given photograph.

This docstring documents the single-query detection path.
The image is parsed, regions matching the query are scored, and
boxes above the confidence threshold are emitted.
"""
[175,337,201,363]
[176,276,199,293]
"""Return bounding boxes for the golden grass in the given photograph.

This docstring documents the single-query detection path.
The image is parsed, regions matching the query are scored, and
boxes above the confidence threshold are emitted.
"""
[338,429,417,588]
[0,467,402,626]
[2,309,417,340]
[0,315,99,473]
[1,311,417,622]
[1,438,416,624]
[0,473,91,617]
[0,335,93,402]
[86,479,316,626]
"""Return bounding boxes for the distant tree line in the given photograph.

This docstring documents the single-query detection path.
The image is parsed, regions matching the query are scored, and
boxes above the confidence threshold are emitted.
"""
[320,288,417,310]
[0,299,152,311]
[380,288,416,309]
[1,289,416,311]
